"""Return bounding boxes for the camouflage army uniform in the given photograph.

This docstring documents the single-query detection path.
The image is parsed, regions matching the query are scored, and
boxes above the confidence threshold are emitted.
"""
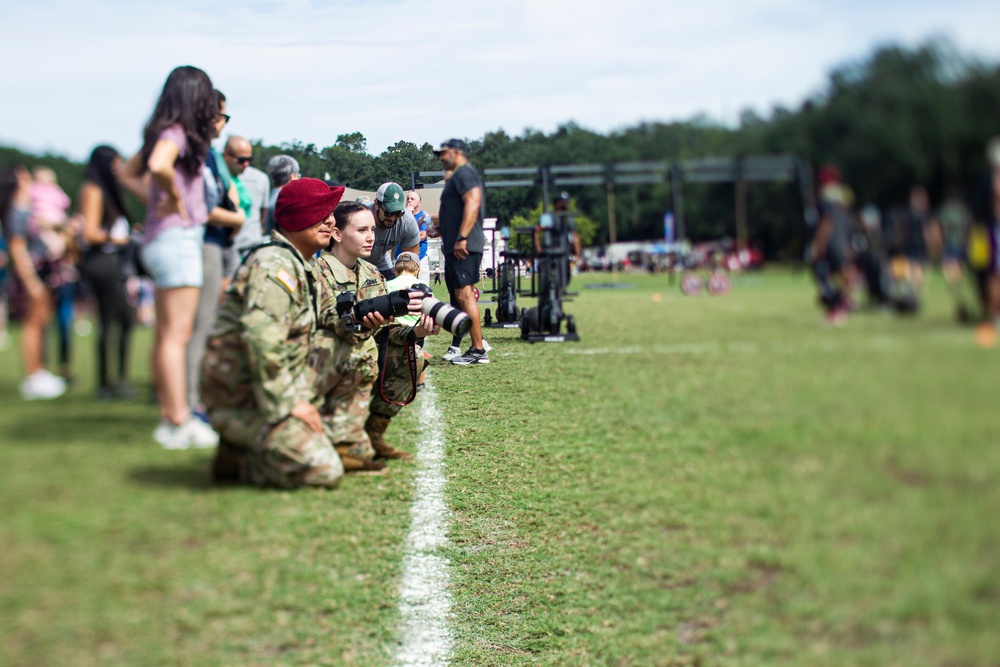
[201,230,344,488]
[315,252,388,460]
[315,252,423,458]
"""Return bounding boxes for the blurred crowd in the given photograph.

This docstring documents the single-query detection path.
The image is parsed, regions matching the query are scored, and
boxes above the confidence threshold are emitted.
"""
[805,141,1000,340]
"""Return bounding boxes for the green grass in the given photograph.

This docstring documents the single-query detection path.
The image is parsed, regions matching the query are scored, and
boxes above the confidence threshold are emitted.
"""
[2,269,999,666]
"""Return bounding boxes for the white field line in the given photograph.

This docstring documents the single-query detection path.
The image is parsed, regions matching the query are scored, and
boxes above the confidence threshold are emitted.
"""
[393,378,454,667]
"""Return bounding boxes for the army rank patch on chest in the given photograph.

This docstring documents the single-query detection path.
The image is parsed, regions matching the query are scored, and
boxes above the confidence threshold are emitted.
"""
[273,267,298,295]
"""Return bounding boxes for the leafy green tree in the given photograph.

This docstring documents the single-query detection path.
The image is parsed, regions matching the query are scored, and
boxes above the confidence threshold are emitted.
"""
[371,141,439,189]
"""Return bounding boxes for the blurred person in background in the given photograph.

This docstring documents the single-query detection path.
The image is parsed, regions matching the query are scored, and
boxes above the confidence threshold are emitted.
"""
[226,142,269,276]
[29,166,79,382]
[186,93,245,422]
[935,188,974,321]
[118,65,219,449]
[263,155,300,235]
[854,204,890,308]
[405,190,431,284]
[79,146,137,400]
[28,166,71,263]
[971,137,1000,346]
[902,185,938,290]
[0,166,67,399]
[808,165,854,326]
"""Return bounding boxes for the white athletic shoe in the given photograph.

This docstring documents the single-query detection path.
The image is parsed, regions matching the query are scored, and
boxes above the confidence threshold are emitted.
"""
[154,419,190,450]
[154,418,219,450]
[184,418,220,449]
[442,345,462,361]
[20,370,67,400]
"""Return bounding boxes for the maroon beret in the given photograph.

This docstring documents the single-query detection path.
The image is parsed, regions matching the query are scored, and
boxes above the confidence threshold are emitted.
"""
[274,178,346,232]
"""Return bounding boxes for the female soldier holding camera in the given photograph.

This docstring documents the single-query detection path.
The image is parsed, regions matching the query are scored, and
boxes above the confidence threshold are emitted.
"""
[316,201,438,471]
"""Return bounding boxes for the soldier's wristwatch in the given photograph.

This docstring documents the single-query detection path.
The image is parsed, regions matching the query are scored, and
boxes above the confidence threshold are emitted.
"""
[456,235,467,242]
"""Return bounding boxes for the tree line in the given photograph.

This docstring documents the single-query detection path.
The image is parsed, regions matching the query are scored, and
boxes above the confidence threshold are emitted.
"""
[5,39,999,260]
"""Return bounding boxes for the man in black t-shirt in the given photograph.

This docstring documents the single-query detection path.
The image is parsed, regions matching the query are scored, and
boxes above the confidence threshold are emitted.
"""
[434,138,489,365]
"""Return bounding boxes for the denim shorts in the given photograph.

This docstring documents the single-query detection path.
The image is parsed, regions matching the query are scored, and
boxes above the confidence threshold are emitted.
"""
[141,224,205,289]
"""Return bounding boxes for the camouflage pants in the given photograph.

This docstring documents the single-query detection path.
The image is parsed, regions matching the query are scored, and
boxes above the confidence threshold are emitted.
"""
[314,329,377,460]
[209,408,344,489]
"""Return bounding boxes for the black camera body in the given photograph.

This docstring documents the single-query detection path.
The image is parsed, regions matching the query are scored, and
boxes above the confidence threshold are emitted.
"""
[337,284,471,337]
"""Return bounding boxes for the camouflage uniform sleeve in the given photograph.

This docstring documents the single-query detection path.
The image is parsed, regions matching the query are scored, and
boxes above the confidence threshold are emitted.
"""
[241,258,312,423]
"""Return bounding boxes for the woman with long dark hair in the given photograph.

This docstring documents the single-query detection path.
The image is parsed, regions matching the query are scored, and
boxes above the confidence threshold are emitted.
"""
[0,165,67,399]
[79,146,136,400]
[119,65,220,449]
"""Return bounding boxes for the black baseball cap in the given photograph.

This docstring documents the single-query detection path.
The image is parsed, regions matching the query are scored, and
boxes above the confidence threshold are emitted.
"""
[433,138,469,155]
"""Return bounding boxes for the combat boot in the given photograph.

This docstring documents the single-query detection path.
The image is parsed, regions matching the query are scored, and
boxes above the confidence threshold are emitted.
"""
[366,414,413,460]
[335,445,389,475]
[211,440,242,484]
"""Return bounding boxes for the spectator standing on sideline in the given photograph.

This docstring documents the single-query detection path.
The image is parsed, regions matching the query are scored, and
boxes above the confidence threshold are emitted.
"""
[78,146,137,400]
[807,165,854,326]
[186,94,246,420]
[28,166,78,383]
[0,166,67,399]
[435,139,490,364]
[201,178,348,487]
[221,136,255,226]
[118,65,219,449]
[263,155,300,235]
[225,144,269,277]
[361,182,420,280]
[405,190,431,284]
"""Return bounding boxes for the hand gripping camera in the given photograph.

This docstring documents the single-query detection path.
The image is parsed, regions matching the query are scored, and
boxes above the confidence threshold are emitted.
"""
[336,284,471,337]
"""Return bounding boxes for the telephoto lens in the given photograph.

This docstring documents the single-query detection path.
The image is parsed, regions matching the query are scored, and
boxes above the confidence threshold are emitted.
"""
[420,297,471,337]
[353,290,411,322]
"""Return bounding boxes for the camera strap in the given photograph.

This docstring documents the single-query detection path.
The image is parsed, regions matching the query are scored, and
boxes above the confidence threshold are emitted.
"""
[375,327,419,406]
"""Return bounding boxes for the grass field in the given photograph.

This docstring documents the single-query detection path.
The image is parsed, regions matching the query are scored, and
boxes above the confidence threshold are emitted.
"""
[2,269,998,666]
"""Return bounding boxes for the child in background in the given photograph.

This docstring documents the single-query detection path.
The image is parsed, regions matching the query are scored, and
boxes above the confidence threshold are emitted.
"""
[29,167,72,262]
[384,251,429,389]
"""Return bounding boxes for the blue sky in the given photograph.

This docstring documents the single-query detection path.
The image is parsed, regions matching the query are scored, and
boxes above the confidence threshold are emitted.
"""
[2,0,999,162]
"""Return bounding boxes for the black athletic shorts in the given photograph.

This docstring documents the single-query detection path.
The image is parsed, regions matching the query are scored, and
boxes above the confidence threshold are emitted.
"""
[444,252,482,289]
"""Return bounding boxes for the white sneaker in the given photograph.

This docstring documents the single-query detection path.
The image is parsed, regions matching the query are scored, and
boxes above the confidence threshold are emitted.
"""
[154,419,190,450]
[481,338,492,353]
[442,345,462,361]
[183,417,220,449]
[20,370,68,400]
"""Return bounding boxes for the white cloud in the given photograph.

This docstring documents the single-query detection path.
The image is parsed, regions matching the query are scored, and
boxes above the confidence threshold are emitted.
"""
[1,0,998,162]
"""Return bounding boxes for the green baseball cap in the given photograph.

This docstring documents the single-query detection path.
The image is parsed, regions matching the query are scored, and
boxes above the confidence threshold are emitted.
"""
[375,182,406,213]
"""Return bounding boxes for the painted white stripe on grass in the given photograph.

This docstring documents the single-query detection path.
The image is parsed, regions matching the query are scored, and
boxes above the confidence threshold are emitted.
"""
[393,378,454,667]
